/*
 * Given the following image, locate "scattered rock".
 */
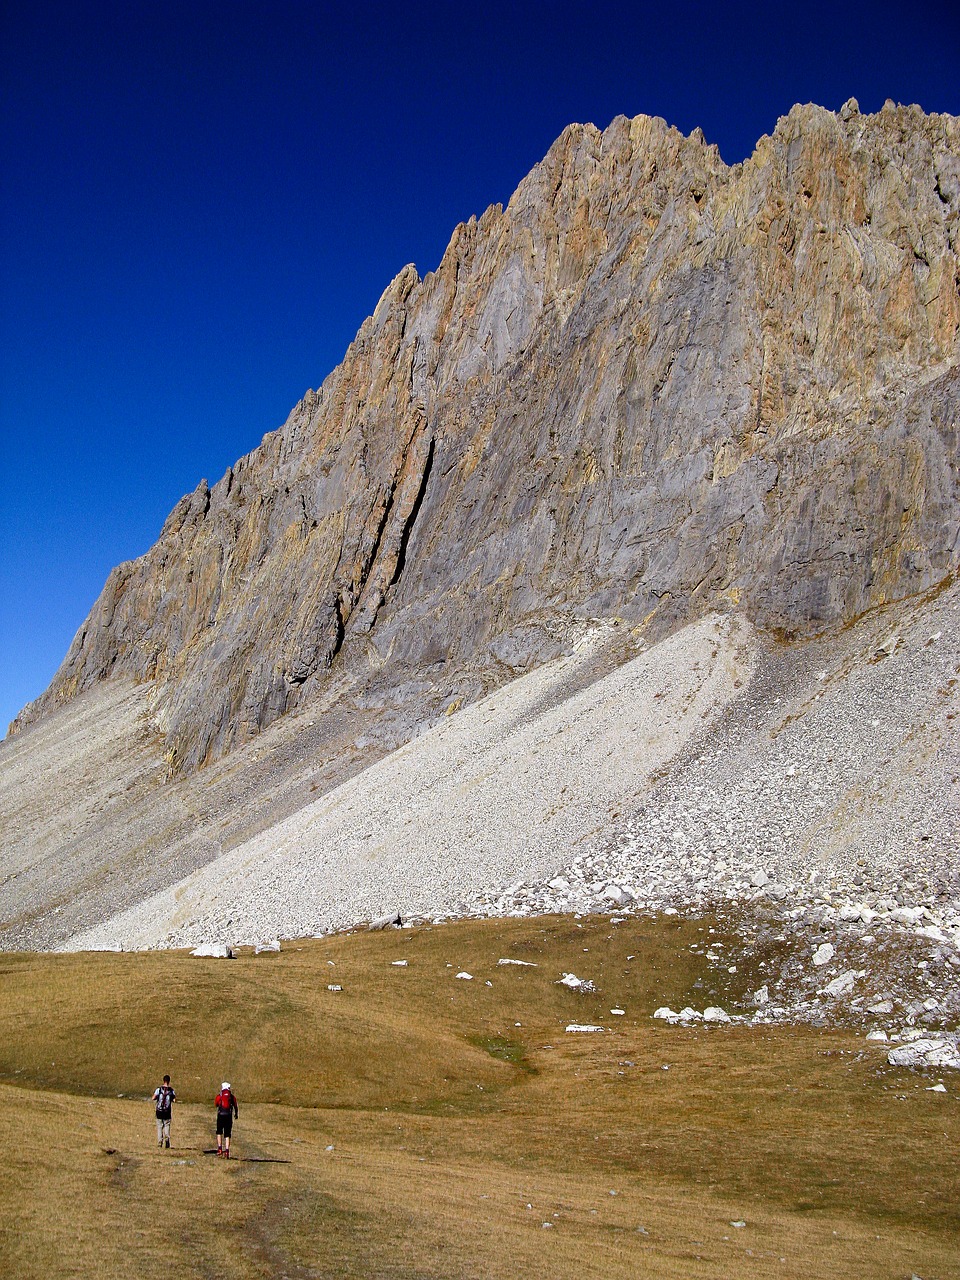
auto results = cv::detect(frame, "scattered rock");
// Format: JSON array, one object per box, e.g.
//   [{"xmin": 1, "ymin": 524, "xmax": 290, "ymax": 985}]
[
  {"xmin": 867, "ymin": 1000, "xmax": 894, "ymax": 1014},
  {"xmin": 558, "ymin": 973, "xmax": 595, "ymax": 991},
  {"xmin": 602, "ymin": 885, "xmax": 635, "ymax": 907},
  {"xmin": 916, "ymin": 924, "xmax": 948, "ymax": 943},
  {"xmin": 190, "ymin": 944, "xmax": 233, "ymax": 959},
  {"xmin": 888, "ymin": 1039, "xmax": 960, "ymax": 1070},
  {"xmin": 368, "ymin": 911, "xmax": 403, "ymax": 931},
  {"xmin": 654, "ymin": 1007, "xmax": 680, "ymax": 1023},
  {"xmin": 820, "ymin": 970, "xmax": 859, "ymax": 998},
  {"xmin": 703, "ymin": 1006, "xmax": 731, "ymax": 1023}
]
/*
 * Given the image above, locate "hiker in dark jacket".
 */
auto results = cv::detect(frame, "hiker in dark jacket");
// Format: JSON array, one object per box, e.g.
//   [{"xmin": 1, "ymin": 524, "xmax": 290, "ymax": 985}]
[
  {"xmin": 152, "ymin": 1074, "xmax": 176, "ymax": 1148},
  {"xmin": 215, "ymin": 1082, "xmax": 239, "ymax": 1157}
]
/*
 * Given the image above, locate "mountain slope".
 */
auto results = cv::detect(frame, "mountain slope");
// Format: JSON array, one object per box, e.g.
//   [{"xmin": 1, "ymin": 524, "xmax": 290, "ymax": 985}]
[
  {"xmin": 11, "ymin": 100, "xmax": 960, "ymax": 772},
  {"xmin": 1, "ymin": 100, "xmax": 958, "ymax": 953},
  {"xmin": 61, "ymin": 614, "xmax": 751, "ymax": 949}
]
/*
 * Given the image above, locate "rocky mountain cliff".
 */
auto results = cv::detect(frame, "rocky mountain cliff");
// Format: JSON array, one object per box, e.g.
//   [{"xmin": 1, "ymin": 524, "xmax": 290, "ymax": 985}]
[{"xmin": 11, "ymin": 100, "xmax": 960, "ymax": 772}]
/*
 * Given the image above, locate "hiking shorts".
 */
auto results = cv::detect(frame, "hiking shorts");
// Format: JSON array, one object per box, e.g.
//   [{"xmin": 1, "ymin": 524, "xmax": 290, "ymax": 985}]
[{"xmin": 216, "ymin": 1112, "xmax": 234, "ymax": 1137}]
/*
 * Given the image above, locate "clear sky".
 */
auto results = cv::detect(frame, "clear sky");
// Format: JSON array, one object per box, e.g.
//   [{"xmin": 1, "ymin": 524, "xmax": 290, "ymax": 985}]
[{"xmin": 2, "ymin": 0, "xmax": 958, "ymax": 732}]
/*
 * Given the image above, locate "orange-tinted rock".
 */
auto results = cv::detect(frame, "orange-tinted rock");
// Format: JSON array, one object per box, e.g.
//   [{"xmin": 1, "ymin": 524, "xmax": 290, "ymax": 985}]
[{"xmin": 11, "ymin": 103, "xmax": 960, "ymax": 770}]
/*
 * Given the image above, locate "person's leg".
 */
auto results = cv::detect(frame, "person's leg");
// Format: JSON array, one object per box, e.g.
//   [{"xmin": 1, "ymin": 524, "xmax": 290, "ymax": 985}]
[
  {"xmin": 157, "ymin": 1117, "xmax": 164, "ymax": 1146},
  {"xmin": 163, "ymin": 1119, "xmax": 171, "ymax": 1147},
  {"xmin": 224, "ymin": 1131, "xmax": 230, "ymax": 1156}
]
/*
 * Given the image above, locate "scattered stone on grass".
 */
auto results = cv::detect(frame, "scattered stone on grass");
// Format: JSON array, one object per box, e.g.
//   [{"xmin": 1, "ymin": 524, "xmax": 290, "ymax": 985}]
[
  {"xmin": 558, "ymin": 973, "xmax": 595, "ymax": 991},
  {"xmin": 368, "ymin": 911, "xmax": 403, "ymax": 931},
  {"xmin": 888, "ymin": 1039, "xmax": 960, "ymax": 1070}
]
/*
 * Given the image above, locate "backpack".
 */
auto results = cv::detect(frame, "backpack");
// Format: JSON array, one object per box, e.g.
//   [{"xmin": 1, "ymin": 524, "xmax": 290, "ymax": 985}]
[
  {"xmin": 217, "ymin": 1089, "xmax": 233, "ymax": 1113},
  {"xmin": 156, "ymin": 1085, "xmax": 174, "ymax": 1115}
]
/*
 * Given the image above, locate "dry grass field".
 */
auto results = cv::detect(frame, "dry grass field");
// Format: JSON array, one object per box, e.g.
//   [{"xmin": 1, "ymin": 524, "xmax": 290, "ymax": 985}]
[{"xmin": 0, "ymin": 914, "xmax": 957, "ymax": 1279}]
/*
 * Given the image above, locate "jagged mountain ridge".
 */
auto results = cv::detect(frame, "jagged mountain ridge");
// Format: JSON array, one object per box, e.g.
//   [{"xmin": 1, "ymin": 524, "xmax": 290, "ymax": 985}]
[{"xmin": 11, "ymin": 100, "xmax": 960, "ymax": 771}]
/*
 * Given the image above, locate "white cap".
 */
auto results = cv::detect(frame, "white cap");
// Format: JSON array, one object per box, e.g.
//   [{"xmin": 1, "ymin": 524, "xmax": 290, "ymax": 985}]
[{"xmin": 221, "ymin": 1082, "xmax": 230, "ymax": 1090}]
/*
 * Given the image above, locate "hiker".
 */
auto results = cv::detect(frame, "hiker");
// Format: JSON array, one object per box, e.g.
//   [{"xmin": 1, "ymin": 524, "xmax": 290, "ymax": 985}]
[
  {"xmin": 152, "ymin": 1074, "xmax": 176, "ymax": 1149},
  {"xmin": 215, "ymin": 1081, "xmax": 239, "ymax": 1157}
]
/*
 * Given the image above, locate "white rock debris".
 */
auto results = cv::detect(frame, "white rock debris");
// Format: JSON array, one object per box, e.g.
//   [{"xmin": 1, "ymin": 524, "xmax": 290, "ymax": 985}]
[
  {"xmin": 888, "ymin": 1038, "xmax": 960, "ymax": 1070},
  {"xmin": 819, "ymin": 970, "xmax": 861, "ymax": 998},
  {"xmin": 558, "ymin": 973, "xmax": 595, "ymax": 991},
  {"xmin": 654, "ymin": 1006, "xmax": 737, "ymax": 1026},
  {"xmin": 703, "ymin": 1006, "xmax": 731, "ymax": 1023},
  {"xmin": 52, "ymin": 585, "xmax": 960, "ymax": 1077}
]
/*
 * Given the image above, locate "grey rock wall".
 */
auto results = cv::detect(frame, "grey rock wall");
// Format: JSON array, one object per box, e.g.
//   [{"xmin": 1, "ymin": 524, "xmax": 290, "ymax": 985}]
[{"xmin": 11, "ymin": 101, "xmax": 960, "ymax": 771}]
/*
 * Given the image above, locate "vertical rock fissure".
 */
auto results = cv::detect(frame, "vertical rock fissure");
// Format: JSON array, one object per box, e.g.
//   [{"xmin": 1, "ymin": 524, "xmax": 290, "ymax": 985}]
[
  {"xmin": 346, "ymin": 415, "xmax": 434, "ymax": 636},
  {"xmin": 389, "ymin": 434, "xmax": 435, "ymax": 588}
]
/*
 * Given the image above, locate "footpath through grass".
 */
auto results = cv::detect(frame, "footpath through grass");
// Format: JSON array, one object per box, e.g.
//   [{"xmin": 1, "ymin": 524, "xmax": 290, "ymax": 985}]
[{"xmin": 0, "ymin": 914, "xmax": 957, "ymax": 1279}]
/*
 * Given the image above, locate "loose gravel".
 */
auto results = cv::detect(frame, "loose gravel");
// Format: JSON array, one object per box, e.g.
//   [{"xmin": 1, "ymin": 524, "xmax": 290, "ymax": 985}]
[
  {"xmin": 455, "ymin": 580, "xmax": 960, "ymax": 1051},
  {"xmin": 49, "ymin": 580, "xmax": 960, "ymax": 1060},
  {"xmin": 62, "ymin": 613, "xmax": 750, "ymax": 952}
]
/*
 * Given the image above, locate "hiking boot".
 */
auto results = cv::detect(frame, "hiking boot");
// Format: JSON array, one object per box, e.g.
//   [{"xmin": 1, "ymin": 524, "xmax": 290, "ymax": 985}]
[{"xmin": 165, "ymin": 1139, "xmax": 170, "ymax": 1148}]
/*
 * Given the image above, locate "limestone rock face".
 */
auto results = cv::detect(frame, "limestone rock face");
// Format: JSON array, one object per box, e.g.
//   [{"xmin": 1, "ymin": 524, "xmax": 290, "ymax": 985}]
[{"xmin": 11, "ymin": 102, "xmax": 960, "ymax": 769}]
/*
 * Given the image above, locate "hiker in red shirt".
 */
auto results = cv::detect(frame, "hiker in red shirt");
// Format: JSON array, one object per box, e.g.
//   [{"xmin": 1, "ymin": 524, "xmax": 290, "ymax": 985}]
[{"xmin": 215, "ymin": 1082, "xmax": 239, "ymax": 1157}]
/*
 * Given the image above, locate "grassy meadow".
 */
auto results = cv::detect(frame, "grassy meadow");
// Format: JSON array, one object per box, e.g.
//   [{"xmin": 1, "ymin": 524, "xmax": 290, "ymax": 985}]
[{"xmin": 0, "ymin": 913, "xmax": 957, "ymax": 1279}]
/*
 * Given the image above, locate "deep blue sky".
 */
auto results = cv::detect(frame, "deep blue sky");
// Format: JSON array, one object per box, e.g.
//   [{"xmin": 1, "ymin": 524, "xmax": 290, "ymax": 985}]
[{"xmin": 2, "ymin": 0, "xmax": 958, "ymax": 731}]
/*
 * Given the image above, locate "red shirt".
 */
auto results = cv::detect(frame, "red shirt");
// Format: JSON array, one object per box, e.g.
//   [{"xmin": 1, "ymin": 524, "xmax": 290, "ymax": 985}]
[{"xmin": 215, "ymin": 1089, "xmax": 238, "ymax": 1117}]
